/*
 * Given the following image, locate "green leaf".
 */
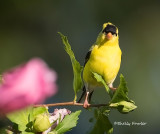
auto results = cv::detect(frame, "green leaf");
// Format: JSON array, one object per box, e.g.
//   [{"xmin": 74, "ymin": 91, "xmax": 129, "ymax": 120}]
[
  {"xmin": 58, "ymin": 32, "xmax": 83, "ymax": 101},
  {"xmin": 7, "ymin": 107, "xmax": 48, "ymax": 132},
  {"xmin": 54, "ymin": 110, "xmax": 81, "ymax": 134},
  {"xmin": 109, "ymin": 101, "xmax": 137, "ymax": 113},
  {"xmin": 33, "ymin": 107, "xmax": 48, "ymax": 117},
  {"xmin": 110, "ymin": 74, "xmax": 129, "ymax": 102},
  {"xmin": 92, "ymin": 72, "xmax": 112, "ymax": 98},
  {"xmin": 7, "ymin": 107, "xmax": 33, "ymax": 131},
  {"xmin": 110, "ymin": 74, "xmax": 137, "ymax": 113},
  {"xmin": 90, "ymin": 110, "xmax": 113, "ymax": 134}
]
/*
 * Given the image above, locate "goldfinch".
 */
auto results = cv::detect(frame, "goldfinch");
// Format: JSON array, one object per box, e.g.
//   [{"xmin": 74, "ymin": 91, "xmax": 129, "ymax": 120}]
[{"xmin": 78, "ymin": 22, "xmax": 122, "ymax": 108}]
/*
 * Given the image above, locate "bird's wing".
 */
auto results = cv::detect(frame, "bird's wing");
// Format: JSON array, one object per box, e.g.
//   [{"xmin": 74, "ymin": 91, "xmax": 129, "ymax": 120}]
[
  {"xmin": 84, "ymin": 50, "xmax": 92, "ymax": 66},
  {"xmin": 78, "ymin": 47, "xmax": 94, "ymax": 103},
  {"xmin": 77, "ymin": 50, "xmax": 92, "ymax": 103}
]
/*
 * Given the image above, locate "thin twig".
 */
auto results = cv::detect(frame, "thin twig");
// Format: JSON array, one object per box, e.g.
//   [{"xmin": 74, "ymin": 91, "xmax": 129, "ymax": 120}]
[{"xmin": 34, "ymin": 101, "xmax": 109, "ymax": 108}]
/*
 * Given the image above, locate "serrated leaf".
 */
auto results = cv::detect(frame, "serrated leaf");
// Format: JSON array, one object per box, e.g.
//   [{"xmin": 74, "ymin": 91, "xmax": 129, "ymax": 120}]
[
  {"xmin": 58, "ymin": 32, "xmax": 83, "ymax": 101},
  {"xmin": 7, "ymin": 107, "xmax": 48, "ymax": 132},
  {"xmin": 54, "ymin": 110, "xmax": 81, "ymax": 134},
  {"xmin": 92, "ymin": 72, "xmax": 112, "ymax": 98},
  {"xmin": 90, "ymin": 111, "xmax": 113, "ymax": 134},
  {"xmin": 110, "ymin": 74, "xmax": 129, "ymax": 103},
  {"xmin": 110, "ymin": 74, "xmax": 137, "ymax": 113},
  {"xmin": 7, "ymin": 107, "xmax": 33, "ymax": 131}
]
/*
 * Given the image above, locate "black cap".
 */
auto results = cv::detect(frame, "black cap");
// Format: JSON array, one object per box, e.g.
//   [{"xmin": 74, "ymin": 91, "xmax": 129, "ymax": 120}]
[{"xmin": 103, "ymin": 24, "xmax": 117, "ymax": 36}]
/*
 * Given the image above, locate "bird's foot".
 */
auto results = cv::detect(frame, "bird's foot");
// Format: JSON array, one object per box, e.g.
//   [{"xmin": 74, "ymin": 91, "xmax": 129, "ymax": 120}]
[
  {"xmin": 109, "ymin": 87, "xmax": 117, "ymax": 91},
  {"xmin": 83, "ymin": 92, "xmax": 90, "ymax": 108}
]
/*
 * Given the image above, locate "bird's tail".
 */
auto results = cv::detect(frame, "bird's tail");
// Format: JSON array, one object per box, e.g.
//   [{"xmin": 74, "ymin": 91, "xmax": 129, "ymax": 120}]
[{"xmin": 77, "ymin": 86, "xmax": 86, "ymax": 103}]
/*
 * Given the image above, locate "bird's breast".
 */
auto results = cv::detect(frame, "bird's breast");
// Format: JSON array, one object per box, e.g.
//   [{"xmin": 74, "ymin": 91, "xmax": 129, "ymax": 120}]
[{"xmin": 83, "ymin": 44, "xmax": 121, "ymax": 86}]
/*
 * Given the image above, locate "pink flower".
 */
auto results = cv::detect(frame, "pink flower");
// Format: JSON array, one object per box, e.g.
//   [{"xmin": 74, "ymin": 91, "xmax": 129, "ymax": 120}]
[
  {"xmin": 0, "ymin": 58, "xmax": 57, "ymax": 114},
  {"xmin": 43, "ymin": 108, "xmax": 71, "ymax": 134},
  {"xmin": 51, "ymin": 108, "xmax": 71, "ymax": 125}
]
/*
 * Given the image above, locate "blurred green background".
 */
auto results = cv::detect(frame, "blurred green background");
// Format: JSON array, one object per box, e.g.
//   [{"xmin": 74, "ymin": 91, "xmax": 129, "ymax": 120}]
[{"xmin": 0, "ymin": 0, "xmax": 160, "ymax": 134}]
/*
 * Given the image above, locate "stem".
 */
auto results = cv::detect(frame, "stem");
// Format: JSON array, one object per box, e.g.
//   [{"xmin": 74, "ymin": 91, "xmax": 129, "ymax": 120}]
[{"xmin": 34, "ymin": 101, "xmax": 109, "ymax": 108}]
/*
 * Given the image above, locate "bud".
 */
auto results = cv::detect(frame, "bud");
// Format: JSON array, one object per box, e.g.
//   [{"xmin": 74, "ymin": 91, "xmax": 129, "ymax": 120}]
[
  {"xmin": 33, "ymin": 114, "xmax": 51, "ymax": 132},
  {"xmin": 118, "ymin": 101, "xmax": 137, "ymax": 113}
]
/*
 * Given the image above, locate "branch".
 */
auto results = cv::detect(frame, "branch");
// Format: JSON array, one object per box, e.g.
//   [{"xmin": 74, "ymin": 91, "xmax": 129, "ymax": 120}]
[{"xmin": 34, "ymin": 101, "xmax": 109, "ymax": 108}]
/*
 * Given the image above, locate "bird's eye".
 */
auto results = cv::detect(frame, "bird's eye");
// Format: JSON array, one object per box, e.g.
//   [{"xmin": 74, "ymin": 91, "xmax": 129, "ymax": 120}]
[{"xmin": 103, "ymin": 24, "xmax": 117, "ymax": 36}]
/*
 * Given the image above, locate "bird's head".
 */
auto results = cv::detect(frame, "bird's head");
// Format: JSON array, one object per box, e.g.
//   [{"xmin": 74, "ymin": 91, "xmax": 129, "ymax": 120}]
[
  {"xmin": 96, "ymin": 22, "xmax": 119, "ymax": 44},
  {"xmin": 102, "ymin": 22, "xmax": 118, "ymax": 40}
]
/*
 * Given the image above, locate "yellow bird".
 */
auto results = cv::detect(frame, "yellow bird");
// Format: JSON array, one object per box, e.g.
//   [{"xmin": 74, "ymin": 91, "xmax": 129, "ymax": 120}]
[{"xmin": 78, "ymin": 22, "xmax": 122, "ymax": 108}]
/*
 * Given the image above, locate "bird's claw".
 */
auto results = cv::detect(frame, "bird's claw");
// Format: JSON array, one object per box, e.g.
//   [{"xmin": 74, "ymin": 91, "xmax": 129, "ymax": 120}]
[
  {"xmin": 109, "ymin": 87, "xmax": 117, "ymax": 91},
  {"xmin": 83, "ymin": 102, "xmax": 90, "ymax": 108}
]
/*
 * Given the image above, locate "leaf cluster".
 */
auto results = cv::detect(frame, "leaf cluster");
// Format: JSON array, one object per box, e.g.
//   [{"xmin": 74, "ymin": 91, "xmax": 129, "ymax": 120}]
[
  {"xmin": 7, "ymin": 107, "xmax": 48, "ymax": 134},
  {"xmin": 93, "ymin": 73, "xmax": 137, "ymax": 114},
  {"xmin": 7, "ymin": 107, "xmax": 81, "ymax": 134},
  {"xmin": 90, "ymin": 73, "xmax": 137, "ymax": 134}
]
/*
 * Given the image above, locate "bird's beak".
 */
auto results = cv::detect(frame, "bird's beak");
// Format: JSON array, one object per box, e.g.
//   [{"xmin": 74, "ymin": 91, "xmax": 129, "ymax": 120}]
[{"xmin": 106, "ymin": 32, "xmax": 113, "ymax": 40}]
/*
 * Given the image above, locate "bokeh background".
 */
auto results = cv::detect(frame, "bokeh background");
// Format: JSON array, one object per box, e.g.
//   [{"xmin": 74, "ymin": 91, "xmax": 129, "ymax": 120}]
[{"xmin": 0, "ymin": 0, "xmax": 160, "ymax": 134}]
